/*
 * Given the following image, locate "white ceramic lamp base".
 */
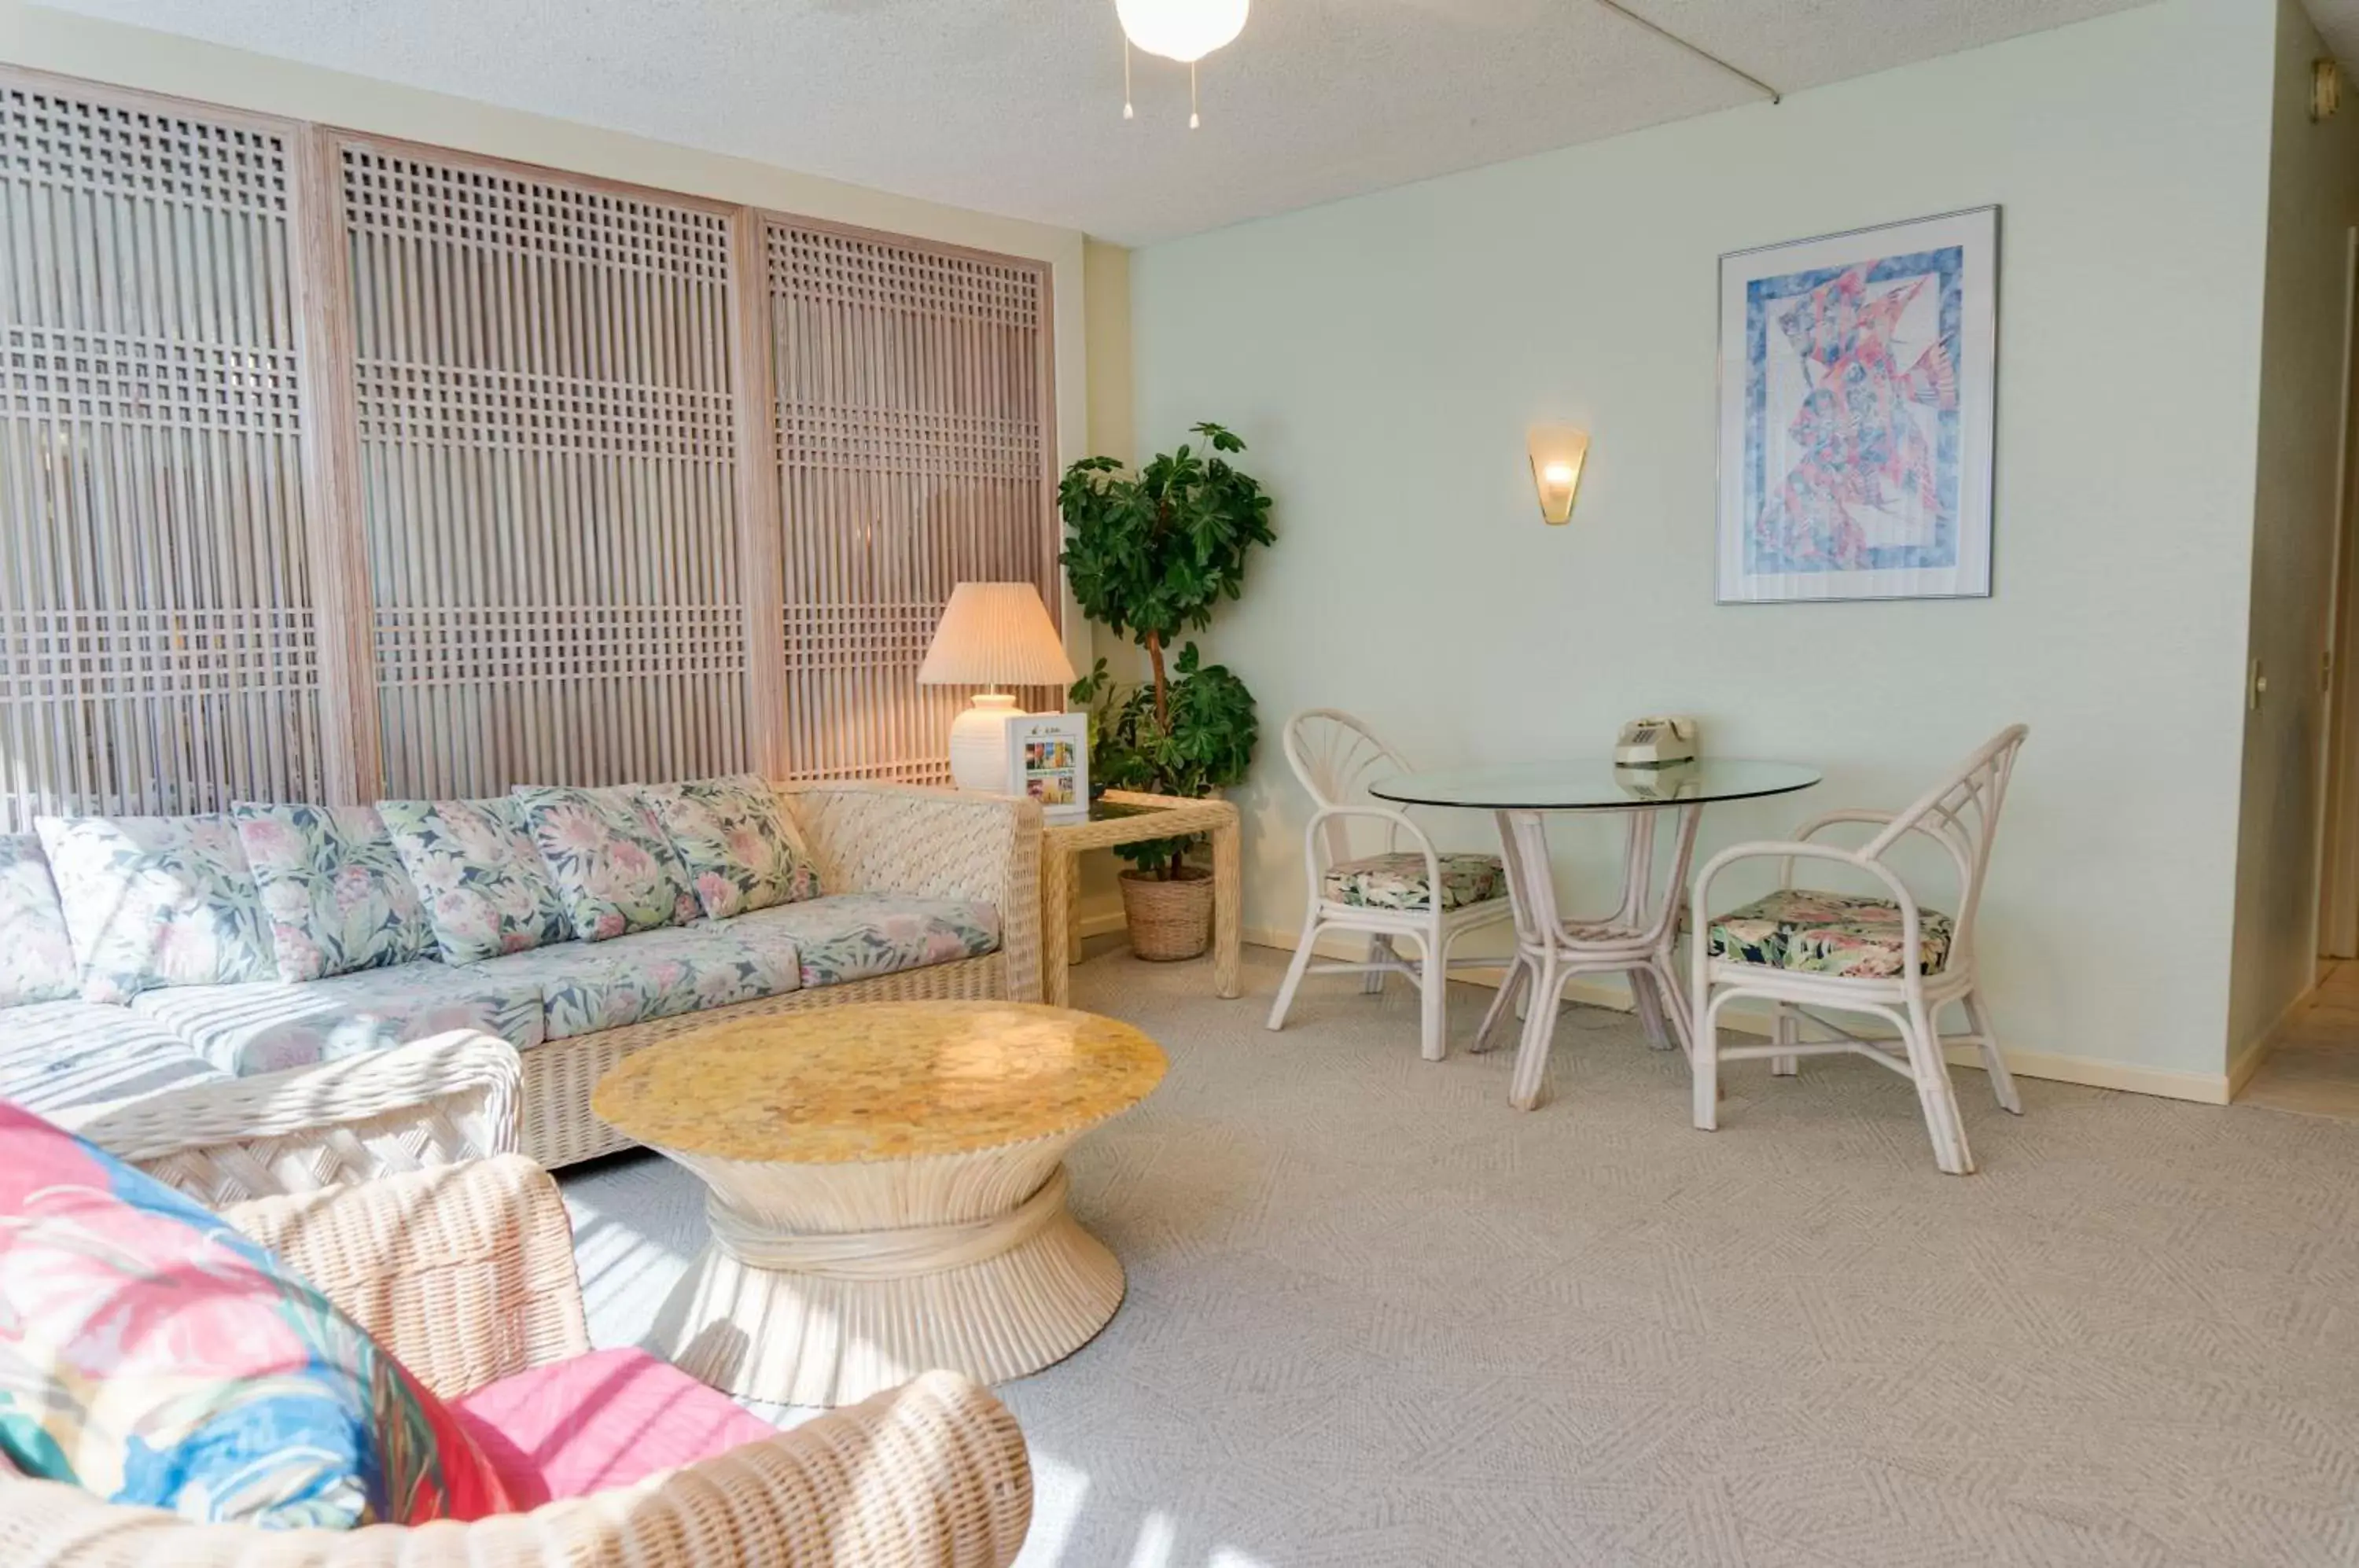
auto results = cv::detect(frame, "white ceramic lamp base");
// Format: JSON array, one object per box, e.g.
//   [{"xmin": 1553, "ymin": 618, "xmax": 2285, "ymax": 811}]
[{"xmin": 948, "ymin": 692, "xmax": 1021, "ymax": 792}]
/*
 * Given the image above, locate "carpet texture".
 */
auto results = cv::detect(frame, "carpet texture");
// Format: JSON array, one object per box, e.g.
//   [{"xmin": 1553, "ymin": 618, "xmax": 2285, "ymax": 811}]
[{"xmin": 561, "ymin": 947, "xmax": 2359, "ymax": 1566}]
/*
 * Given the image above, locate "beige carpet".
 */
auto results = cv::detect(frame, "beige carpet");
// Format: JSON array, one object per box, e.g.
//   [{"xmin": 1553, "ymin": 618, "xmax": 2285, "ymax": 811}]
[{"xmin": 562, "ymin": 946, "xmax": 2359, "ymax": 1567}]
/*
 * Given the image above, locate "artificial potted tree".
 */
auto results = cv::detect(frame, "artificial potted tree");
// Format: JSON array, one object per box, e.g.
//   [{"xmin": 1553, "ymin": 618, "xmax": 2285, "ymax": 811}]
[{"xmin": 1060, "ymin": 422, "xmax": 1275, "ymax": 959}]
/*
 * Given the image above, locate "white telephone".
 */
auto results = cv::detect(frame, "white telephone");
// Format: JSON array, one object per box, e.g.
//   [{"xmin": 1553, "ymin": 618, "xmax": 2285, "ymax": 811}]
[{"xmin": 1614, "ymin": 715, "xmax": 1698, "ymax": 769}]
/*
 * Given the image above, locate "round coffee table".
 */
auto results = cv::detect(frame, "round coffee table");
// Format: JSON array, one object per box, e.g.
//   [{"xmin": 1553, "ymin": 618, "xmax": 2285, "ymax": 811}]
[{"xmin": 592, "ymin": 999, "xmax": 1166, "ymax": 1407}]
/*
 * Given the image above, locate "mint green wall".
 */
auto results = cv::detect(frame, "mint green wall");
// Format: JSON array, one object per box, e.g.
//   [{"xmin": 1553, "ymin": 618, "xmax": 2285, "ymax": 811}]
[{"xmin": 1131, "ymin": 0, "xmax": 2279, "ymax": 1090}]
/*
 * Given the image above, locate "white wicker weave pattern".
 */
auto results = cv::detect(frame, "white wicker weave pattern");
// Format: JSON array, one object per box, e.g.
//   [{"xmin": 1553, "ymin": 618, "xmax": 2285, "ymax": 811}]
[{"xmin": 59, "ymin": 1032, "xmax": 520, "ymax": 1207}]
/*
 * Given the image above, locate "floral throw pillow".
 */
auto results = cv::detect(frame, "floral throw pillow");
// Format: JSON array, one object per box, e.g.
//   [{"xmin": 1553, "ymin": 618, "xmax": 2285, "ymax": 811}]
[
  {"xmin": 513, "ymin": 786, "xmax": 701, "ymax": 942},
  {"xmin": 33, "ymin": 815, "xmax": 277, "ymax": 1006},
  {"xmin": 233, "ymin": 804, "xmax": 437, "ymax": 982},
  {"xmin": 0, "ymin": 835, "xmax": 78, "ymax": 1007},
  {"xmin": 640, "ymin": 775, "xmax": 820, "ymax": 920},
  {"xmin": 0, "ymin": 1100, "xmax": 513, "ymax": 1528},
  {"xmin": 378, "ymin": 797, "xmax": 573, "ymax": 965}
]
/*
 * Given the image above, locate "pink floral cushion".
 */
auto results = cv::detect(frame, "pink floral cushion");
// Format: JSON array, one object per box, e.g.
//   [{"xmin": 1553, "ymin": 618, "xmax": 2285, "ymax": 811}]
[
  {"xmin": 33, "ymin": 815, "xmax": 277, "ymax": 1004},
  {"xmin": 0, "ymin": 834, "xmax": 77, "ymax": 1007},
  {"xmin": 512, "ymin": 786, "xmax": 701, "ymax": 943},
  {"xmin": 378, "ymin": 797, "xmax": 574, "ymax": 965},
  {"xmin": 639, "ymin": 775, "xmax": 820, "ymax": 920},
  {"xmin": 0, "ymin": 1101, "xmax": 512, "ymax": 1528},
  {"xmin": 451, "ymin": 1347, "xmax": 775, "ymax": 1506},
  {"xmin": 233, "ymin": 803, "xmax": 436, "ymax": 981}
]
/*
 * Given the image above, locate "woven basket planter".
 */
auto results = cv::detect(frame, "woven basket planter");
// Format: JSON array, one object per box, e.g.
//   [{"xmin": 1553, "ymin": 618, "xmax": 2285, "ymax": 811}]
[{"xmin": 1120, "ymin": 867, "xmax": 1213, "ymax": 961}]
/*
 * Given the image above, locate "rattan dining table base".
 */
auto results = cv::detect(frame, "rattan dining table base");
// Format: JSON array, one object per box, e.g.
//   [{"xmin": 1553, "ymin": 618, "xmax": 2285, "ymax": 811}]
[{"xmin": 593, "ymin": 1001, "xmax": 1167, "ymax": 1407}]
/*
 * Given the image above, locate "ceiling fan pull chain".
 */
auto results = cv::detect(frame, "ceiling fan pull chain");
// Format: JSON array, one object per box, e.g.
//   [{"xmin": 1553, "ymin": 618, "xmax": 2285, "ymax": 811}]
[
  {"xmin": 1190, "ymin": 61, "xmax": 1200, "ymax": 129},
  {"xmin": 1124, "ymin": 39, "xmax": 1135, "ymax": 120}
]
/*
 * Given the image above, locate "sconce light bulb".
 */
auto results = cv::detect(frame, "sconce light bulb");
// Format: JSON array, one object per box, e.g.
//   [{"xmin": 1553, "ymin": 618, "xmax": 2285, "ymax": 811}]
[{"xmin": 1542, "ymin": 462, "xmax": 1575, "ymax": 486}]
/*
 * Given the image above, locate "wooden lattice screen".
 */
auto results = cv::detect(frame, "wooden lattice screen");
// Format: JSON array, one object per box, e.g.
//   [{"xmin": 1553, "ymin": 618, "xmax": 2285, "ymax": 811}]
[
  {"xmin": 342, "ymin": 142, "xmax": 749, "ymax": 797},
  {"xmin": 0, "ymin": 66, "xmax": 1062, "ymax": 824},
  {"xmin": 766, "ymin": 221, "xmax": 1059, "ymax": 782},
  {"xmin": 0, "ymin": 81, "xmax": 322, "ymax": 829}
]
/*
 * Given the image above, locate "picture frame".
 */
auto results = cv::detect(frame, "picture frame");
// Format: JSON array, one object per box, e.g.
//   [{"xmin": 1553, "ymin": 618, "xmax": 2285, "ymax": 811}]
[
  {"xmin": 1717, "ymin": 205, "xmax": 1999, "ymax": 604},
  {"xmin": 1007, "ymin": 712, "xmax": 1088, "ymax": 823}
]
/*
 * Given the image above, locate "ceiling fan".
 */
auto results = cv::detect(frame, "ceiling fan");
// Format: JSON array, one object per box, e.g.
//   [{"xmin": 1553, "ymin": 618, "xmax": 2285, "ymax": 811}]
[{"xmin": 1115, "ymin": 0, "xmax": 1249, "ymax": 129}]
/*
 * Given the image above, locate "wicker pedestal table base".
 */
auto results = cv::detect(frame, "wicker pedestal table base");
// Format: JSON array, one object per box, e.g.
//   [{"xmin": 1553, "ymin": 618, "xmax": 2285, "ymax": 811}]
[{"xmin": 594, "ymin": 1001, "xmax": 1166, "ymax": 1407}]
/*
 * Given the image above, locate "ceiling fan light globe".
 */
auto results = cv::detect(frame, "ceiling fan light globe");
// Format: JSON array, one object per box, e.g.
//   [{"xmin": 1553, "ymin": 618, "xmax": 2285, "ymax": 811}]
[{"xmin": 1116, "ymin": 0, "xmax": 1250, "ymax": 64}]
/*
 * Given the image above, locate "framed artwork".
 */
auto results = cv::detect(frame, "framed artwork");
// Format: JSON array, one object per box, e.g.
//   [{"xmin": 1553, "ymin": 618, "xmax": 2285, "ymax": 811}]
[
  {"xmin": 1717, "ymin": 205, "xmax": 1998, "ymax": 604},
  {"xmin": 1007, "ymin": 712, "xmax": 1088, "ymax": 823}
]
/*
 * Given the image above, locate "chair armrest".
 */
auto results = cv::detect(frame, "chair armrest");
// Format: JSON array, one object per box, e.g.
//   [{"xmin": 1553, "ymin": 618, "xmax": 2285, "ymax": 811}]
[
  {"xmin": 778, "ymin": 782, "xmax": 1043, "ymax": 1003},
  {"xmin": 222, "ymin": 1154, "xmax": 590, "ymax": 1401},
  {"xmin": 0, "ymin": 1371, "xmax": 1031, "ymax": 1568},
  {"xmin": 56, "ymin": 1032, "xmax": 521, "ymax": 1207}
]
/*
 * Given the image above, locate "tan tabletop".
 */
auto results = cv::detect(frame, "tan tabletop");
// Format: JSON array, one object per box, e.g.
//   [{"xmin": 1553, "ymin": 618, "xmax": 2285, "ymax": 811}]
[
  {"xmin": 1040, "ymin": 789, "xmax": 1242, "ymax": 1007},
  {"xmin": 600, "ymin": 999, "xmax": 1168, "ymax": 1407},
  {"xmin": 594, "ymin": 1000, "xmax": 1168, "ymax": 1164}
]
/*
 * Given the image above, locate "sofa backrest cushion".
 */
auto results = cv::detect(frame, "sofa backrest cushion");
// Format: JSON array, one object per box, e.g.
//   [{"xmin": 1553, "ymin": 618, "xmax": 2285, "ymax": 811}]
[
  {"xmin": 32, "ymin": 815, "xmax": 276, "ymax": 1005},
  {"xmin": 512, "ymin": 785, "xmax": 702, "ymax": 942},
  {"xmin": 639, "ymin": 774, "xmax": 822, "ymax": 921},
  {"xmin": 0, "ymin": 1099, "xmax": 513, "ymax": 1529},
  {"xmin": 232, "ymin": 803, "xmax": 437, "ymax": 982},
  {"xmin": 378, "ymin": 797, "xmax": 573, "ymax": 964},
  {"xmin": 0, "ymin": 835, "xmax": 78, "ymax": 1007}
]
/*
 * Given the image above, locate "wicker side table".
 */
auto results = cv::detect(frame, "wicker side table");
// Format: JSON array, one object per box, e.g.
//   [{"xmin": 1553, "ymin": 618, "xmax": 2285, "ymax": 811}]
[{"xmin": 1040, "ymin": 790, "xmax": 1242, "ymax": 1007}]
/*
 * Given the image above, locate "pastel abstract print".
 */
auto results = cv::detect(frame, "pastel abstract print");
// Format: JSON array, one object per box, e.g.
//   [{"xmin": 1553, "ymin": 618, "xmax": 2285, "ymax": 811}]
[
  {"xmin": 1745, "ymin": 247, "xmax": 1962, "ymax": 576},
  {"xmin": 0, "ymin": 1101, "xmax": 512, "ymax": 1528}
]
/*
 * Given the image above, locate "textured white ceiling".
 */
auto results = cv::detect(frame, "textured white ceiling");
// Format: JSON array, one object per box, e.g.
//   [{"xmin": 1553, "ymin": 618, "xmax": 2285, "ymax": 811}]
[{"xmin": 40, "ymin": 0, "xmax": 2158, "ymax": 244}]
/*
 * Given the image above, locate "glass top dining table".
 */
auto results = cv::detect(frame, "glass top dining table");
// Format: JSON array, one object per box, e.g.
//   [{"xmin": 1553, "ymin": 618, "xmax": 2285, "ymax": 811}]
[
  {"xmin": 1364, "ymin": 755, "xmax": 1822, "ymax": 1113},
  {"xmin": 1369, "ymin": 757, "xmax": 1821, "ymax": 812}
]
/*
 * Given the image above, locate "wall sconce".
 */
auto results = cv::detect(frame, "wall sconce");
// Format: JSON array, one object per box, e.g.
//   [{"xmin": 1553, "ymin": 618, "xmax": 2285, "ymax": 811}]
[{"xmin": 1527, "ymin": 424, "xmax": 1590, "ymax": 525}]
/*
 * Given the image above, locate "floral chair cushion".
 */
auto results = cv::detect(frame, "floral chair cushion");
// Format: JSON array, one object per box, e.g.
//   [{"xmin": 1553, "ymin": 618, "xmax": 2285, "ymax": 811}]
[
  {"xmin": 0, "ymin": 1099, "xmax": 513, "ymax": 1528},
  {"xmin": 0, "ymin": 1003, "xmax": 228, "ymax": 1117},
  {"xmin": 33, "ymin": 815, "xmax": 277, "ymax": 1005},
  {"xmin": 639, "ymin": 775, "xmax": 820, "ymax": 920},
  {"xmin": 379, "ymin": 797, "xmax": 573, "ymax": 965},
  {"xmin": 1706, "ymin": 889, "xmax": 1956, "ymax": 979},
  {"xmin": 233, "ymin": 803, "xmax": 436, "ymax": 982},
  {"xmin": 1321, "ymin": 851, "xmax": 1507, "ymax": 913},
  {"xmin": 513, "ymin": 786, "xmax": 701, "ymax": 943},
  {"xmin": 733, "ymin": 892, "xmax": 1001, "ymax": 989},
  {"xmin": 463, "ymin": 922, "xmax": 803, "ymax": 1040},
  {"xmin": 0, "ymin": 834, "xmax": 78, "ymax": 1007},
  {"xmin": 128, "ymin": 959, "xmax": 547, "ymax": 1078}
]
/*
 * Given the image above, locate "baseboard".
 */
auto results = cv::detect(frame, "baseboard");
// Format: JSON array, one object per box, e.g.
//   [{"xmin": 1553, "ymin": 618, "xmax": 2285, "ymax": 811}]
[
  {"xmin": 2226, "ymin": 979, "xmax": 2324, "ymax": 1102},
  {"xmin": 1239, "ymin": 925, "xmax": 2233, "ymax": 1106}
]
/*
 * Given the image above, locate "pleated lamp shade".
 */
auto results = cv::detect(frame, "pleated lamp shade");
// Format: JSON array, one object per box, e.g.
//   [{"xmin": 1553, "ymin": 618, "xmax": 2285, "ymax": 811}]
[
  {"xmin": 918, "ymin": 583, "xmax": 1076, "ymax": 690},
  {"xmin": 918, "ymin": 583, "xmax": 1077, "ymax": 792}
]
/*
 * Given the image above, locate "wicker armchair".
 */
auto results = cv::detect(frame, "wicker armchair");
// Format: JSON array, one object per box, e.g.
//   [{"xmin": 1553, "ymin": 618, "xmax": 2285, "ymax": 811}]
[
  {"xmin": 0, "ymin": 1154, "xmax": 1033, "ymax": 1566},
  {"xmin": 55, "ymin": 1030, "xmax": 521, "ymax": 1207}
]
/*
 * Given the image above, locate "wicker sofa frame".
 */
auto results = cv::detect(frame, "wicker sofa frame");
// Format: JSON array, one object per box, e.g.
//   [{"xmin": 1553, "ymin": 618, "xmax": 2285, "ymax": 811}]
[{"xmin": 0, "ymin": 1155, "xmax": 1034, "ymax": 1566}]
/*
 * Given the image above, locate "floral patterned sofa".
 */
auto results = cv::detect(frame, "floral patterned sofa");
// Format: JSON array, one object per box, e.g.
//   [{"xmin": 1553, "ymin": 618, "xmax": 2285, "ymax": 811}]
[{"xmin": 1, "ymin": 779, "xmax": 1040, "ymax": 1173}]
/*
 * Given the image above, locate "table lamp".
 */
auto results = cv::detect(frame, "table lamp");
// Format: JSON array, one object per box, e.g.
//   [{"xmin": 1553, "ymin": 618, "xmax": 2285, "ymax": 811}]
[{"xmin": 918, "ymin": 582, "xmax": 1078, "ymax": 792}]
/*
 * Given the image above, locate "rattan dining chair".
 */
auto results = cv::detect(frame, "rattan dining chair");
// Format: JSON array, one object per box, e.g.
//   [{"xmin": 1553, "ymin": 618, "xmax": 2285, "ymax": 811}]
[
  {"xmin": 1687, "ymin": 725, "xmax": 2029, "ymax": 1175},
  {"xmin": 1268, "ymin": 709, "xmax": 1514, "ymax": 1061}
]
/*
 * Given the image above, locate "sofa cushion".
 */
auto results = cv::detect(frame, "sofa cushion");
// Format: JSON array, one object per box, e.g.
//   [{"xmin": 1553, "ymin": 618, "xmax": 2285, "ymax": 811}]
[
  {"xmin": 379, "ymin": 797, "xmax": 573, "ymax": 964},
  {"xmin": 0, "ymin": 1101, "xmax": 513, "ymax": 1528},
  {"xmin": 513, "ymin": 786, "xmax": 701, "ymax": 942},
  {"xmin": 0, "ymin": 1002, "xmax": 229, "ymax": 1116},
  {"xmin": 451, "ymin": 1346, "xmax": 776, "ymax": 1507},
  {"xmin": 734, "ymin": 892, "xmax": 1000, "ymax": 989},
  {"xmin": 639, "ymin": 774, "xmax": 820, "ymax": 920},
  {"xmin": 463, "ymin": 922, "xmax": 800, "ymax": 1041},
  {"xmin": 128, "ymin": 959, "xmax": 547, "ymax": 1077},
  {"xmin": 233, "ymin": 803, "xmax": 436, "ymax": 982},
  {"xmin": 34, "ymin": 815, "xmax": 276, "ymax": 1005},
  {"xmin": 0, "ymin": 834, "xmax": 77, "ymax": 1007}
]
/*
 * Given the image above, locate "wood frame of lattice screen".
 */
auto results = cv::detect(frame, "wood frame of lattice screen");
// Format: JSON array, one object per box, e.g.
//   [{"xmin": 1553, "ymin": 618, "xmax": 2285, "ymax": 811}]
[{"xmin": 0, "ymin": 64, "xmax": 1061, "ymax": 820}]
